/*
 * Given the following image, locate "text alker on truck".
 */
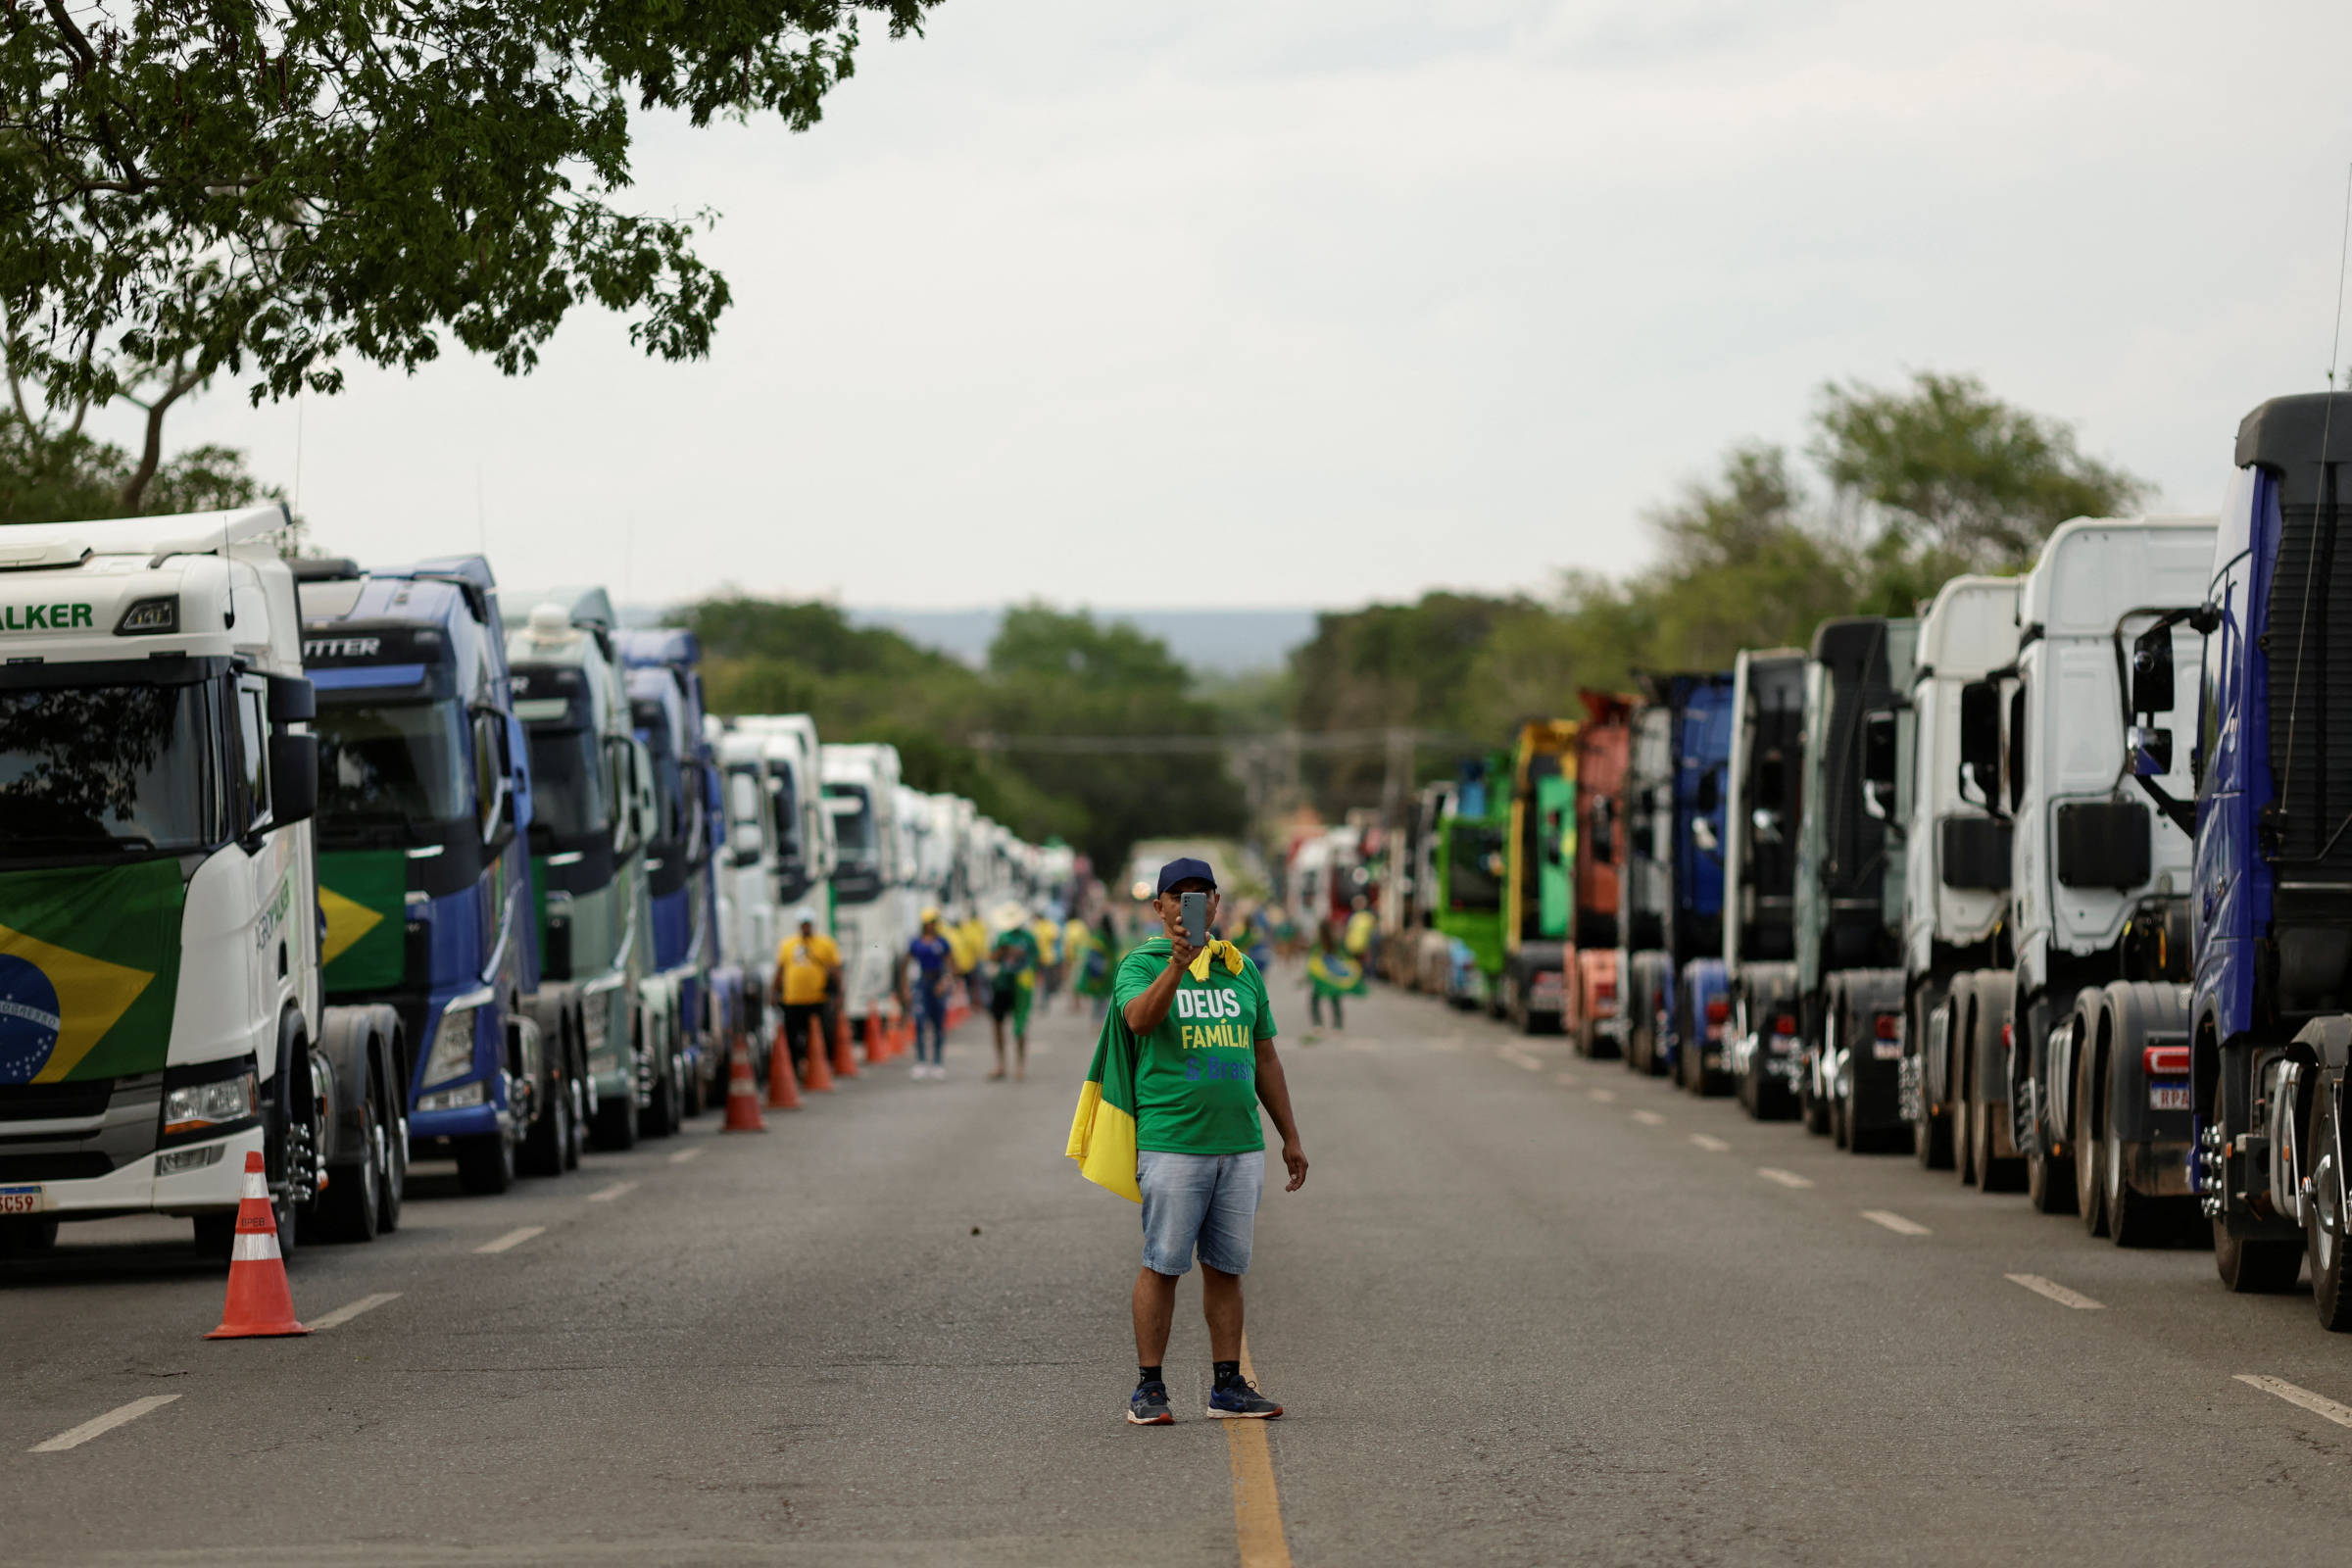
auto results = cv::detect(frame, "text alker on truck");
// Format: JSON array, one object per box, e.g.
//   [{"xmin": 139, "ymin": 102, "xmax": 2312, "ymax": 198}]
[
  {"xmin": 0, "ymin": 506, "xmax": 402, "ymax": 1261},
  {"xmin": 297, "ymin": 555, "xmax": 585, "ymax": 1197}
]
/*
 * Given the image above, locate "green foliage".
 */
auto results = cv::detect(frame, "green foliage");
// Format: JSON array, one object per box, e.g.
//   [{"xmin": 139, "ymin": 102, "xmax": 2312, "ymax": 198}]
[
  {"xmin": 0, "ymin": 0, "xmax": 937, "ymax": 421},
  {"xmin": 680, "ymin": 597, "xmax": 1245, "ymax": 873},
  {"xmin": 0, "ymin": 415, "xmax": 270, "ymax": 522},
  {"xmin": 1812, "ymin": 370, "xmax": 2152, "ymax": 567}
]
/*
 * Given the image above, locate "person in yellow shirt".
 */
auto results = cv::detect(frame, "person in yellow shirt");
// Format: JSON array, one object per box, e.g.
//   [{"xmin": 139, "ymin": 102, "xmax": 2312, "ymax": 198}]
[
  {"xmin": 774, "ymin": 916, "xmax": 842, "ymax": 1075},
  {"xmin": 1031, "ymin": 913, "xmax": 1063, "ymax": 1006}
]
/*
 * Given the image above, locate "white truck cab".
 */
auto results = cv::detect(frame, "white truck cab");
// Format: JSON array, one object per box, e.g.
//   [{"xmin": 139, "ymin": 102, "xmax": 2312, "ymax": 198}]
[
  {"xmin": 0, "ymin": 506, "xmax": 396, "ymax": 1258},
  {"xmin": 821, "ymin": 743, "xmax": 905, "ymax": 1028}
]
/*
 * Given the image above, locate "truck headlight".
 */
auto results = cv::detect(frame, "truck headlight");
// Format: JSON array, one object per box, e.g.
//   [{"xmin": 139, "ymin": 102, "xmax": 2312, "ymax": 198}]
[
  {"xmin": 422, "ymin": 1000, "xmax": 484, "ymax": 1088},
  {"xmin": 163, "ymin": 1069, "xmax": 258, "ymax": 1138}
]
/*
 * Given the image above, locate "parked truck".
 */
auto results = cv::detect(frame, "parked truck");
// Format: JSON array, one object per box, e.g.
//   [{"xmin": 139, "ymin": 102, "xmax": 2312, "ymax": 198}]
[
  {"xmin": 821, "ymin": 742, "xmax": 906, "ymax": 1039},
  {"xmin": 620, "ymin": 630, "xmax": 736, "ymax": 1115},
  {"xmin": 2108, "ymin": 391, "xmax": 2352, "ymax": 1313},
  {"xmin": 506, "ymin": 592, "xmax": 677, "ymax": 1148},
  {"xmin": 299, "ymin": 555, "xmax": 582, "ymax": 1198},
  {"xmin": 1500, "ymin": 720, "xmax": 1579, "ymax": 1034},
  {"xmin": 1687, "ymin": 650, "xmax": 1805, "ymax": 1099},
  {"xmin": 1619, "ymin": 671, "xmax": 1734, "ymax": 1078},
  {"xmin": 1967, "ymin": 515, "xmax": 2215, "ymax": 1236},
  {"xmin": 1564, "ymin": 695, "xmax": 1633, "ymax": 1057},
  {"xmin": 1786, "ymin": 616, "xmax": 1916, "ymax": 1143},
  {"xmin": 1881, "ymin": 576, "xmax": 2021, "ymax": 1184},
  {"xmin": 1433, "ymin": 753, "xmax": 1511, "ymax": 1011},
  {"xmin": 0, "ymin": 505, "xmax": 403, "ymax": 1261}
]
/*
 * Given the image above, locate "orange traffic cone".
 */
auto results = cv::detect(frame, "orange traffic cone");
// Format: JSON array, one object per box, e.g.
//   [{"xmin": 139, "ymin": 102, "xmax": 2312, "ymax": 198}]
[
  {"xmin": 722, "ymin": 1035, "xmax": 767, "ymax": 1132},
  {"xmin": 864, "ymin": 1010, "xmax": 887, "ymax": 1066},
  {"xmin": 802, "ymin": 1017, "xmax": 836, "ymax": 1092},
  {"xmin": 764, "ymin": 1025, "xmax": 803, "ymax": 1109},
  {"xmin": 834, "ymin": 1009, "xmax": 861, "ymax": 1079},
  {"xmin": 205, "ymin": 1152, "xmax": 309, "ymax": 1339}
]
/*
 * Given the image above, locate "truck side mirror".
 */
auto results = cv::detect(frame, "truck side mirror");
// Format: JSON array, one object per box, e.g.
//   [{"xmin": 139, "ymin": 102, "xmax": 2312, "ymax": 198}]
[
  {"xmin": 1958, "ymin": 680, "xmax": 2000, "ymax": 807},
  {"xmin": 2130, "ymin": 724, "xmax": 2174, "ymax": 777},
  {"xmin": 1861, "ymin": 710, "xmax": 1897, "ymax": 821},
  {"xmin": 270, "ymin": 732, "xmax": 318, "ymax": 826},
  {"xmin": 2131, "ymin": 627, "xmax": 2176, "ymax": 716},
  {"xmin": 265, "ymin": 673, "xmax": 315, "ymax": 723}
]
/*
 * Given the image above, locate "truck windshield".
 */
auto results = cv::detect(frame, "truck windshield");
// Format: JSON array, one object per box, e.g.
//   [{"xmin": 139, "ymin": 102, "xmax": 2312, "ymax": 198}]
[
  {"xmin": 1446, "ymin": 823, "xmax": 1504, "ymax": 911},
  {"xmin": 528, "ymin": 728, "xmax": 609, "ymax": 839},
  {"xmin": 0, "ymin": 680, "xmax": 219, "ymax": 858},
  {"xmin": 632, "ymin": 704, "xmax": 687, "ymax": 855},
  {"xmin": 314, "ymin": 699, "xmax": 469, "ymax": 828},
  {"xmin": 827, "ymin": 783, "xmax": 875, "ymax": 863}
]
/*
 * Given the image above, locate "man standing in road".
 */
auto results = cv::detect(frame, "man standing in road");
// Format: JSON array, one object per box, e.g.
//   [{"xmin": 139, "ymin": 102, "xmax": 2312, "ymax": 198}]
[
  {"xmin": 906, "ymin": 908, "xmax": 955, "ymax": 1080},
  {"xmin": 1077, "ymin": 857, "xmax": 1307, "ymax": 1426},
  {"xmin": 989, "ymin": 914, "xmax": 1040, "ymax": 1082},
  {"xmin": 774, "ymin": 916, "xmax": 841, "ymax": 1079}
]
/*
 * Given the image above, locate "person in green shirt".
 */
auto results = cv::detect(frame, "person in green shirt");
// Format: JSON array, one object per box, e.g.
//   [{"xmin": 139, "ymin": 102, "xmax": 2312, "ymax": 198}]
[
  {"xmin": 988, "ymin": 917, "xmax": 1041, "ymax": 1081},
  {"xmin": 1114, "ymin": 858, "xmax": 1307, "ymax": 1427}
]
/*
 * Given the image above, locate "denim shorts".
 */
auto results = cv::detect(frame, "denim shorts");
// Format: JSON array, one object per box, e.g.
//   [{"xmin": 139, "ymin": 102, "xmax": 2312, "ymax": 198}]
[{"xmin": 1138, "ymin": 1150, "xmax": 1265, "ymax": 1277}]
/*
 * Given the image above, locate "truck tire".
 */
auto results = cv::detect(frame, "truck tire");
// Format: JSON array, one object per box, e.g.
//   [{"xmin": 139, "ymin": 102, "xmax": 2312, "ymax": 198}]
[
  {"xmin": 2075, "ymin": 1023, "xmax": 2110, "ymax": 1238},
  {"xmin": 314, "ymin": 1061, "xmax": 390, "ymax": 1243},
  {"xmin": 0, "ymin": 1215, "xmax": 59, "ymax": 1256},
  {"xmin": 2215, "ymin": 1220, "xmax": 2302, "ymax": 1294},
  {"xmin": 1915, "ymin": 982, "xmax": 1958, "ymax": 1171},
  {"xmin": 643, "ymin": 1044, "xmax": 680, "ymax": 1139},
  {"xmin": 455, "ymin": 1132, "xmax": 515, "ymax": 1195},
  {"xmin": 594, "ymin": 1080, "xmax": 639, "ymax": 1151},
  {"xmin": 2306, "ymin": 1086, "xmax": 2352, "ymax": 1329},
  {"xmin": 521, "ymin": 1057, "xmax": 573, "ymax": 1177},
  {"xmin": 1968, "ymin": 987, "xmax": 2026, "ymax": 1192},
  {"xmin": 564, "ymin": 1029, "xmax": 588, "ymax": 1170},
  {"xmin": 2027, "ymin": 1140, "xmax": 2077, "ymax": 1215}
]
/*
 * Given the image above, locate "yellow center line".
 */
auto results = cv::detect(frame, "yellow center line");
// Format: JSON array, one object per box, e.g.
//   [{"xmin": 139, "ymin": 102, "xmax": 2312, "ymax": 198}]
[{"xmin": 1225, "ymin": 1334, "xmax": 1293, "ymax": 1567}]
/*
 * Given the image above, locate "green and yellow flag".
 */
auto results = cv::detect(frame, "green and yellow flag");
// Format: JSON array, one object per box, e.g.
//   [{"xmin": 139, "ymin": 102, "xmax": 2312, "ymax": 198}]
[
  {"xmin": 1066, "ymin": 1006, "xmax": 1143, "ymax": 1203},
  {"xmin": 0, "ymin": 859, "xmax": 184, "ymax": 1085},
  {"xmin": 318, "ymin": 850, "xmax": 406, "ymax": 994}
]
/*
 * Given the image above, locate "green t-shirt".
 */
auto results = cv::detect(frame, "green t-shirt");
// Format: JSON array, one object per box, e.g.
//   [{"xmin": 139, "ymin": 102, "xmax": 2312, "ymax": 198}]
[{"xmin": 1113, "ymin": 937, "xmax": 1277, "ymax": 1155}]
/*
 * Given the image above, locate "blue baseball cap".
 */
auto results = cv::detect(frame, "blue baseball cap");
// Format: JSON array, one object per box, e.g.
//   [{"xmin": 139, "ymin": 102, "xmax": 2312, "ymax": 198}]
[{"xmin": 1155, "ymin": 857, "xmax": 1218, "ymax": 896}]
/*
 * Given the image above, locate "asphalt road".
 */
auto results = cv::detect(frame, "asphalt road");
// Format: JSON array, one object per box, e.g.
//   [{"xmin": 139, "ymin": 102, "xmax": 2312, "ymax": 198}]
[{"xmin": 10, "ymin": 976, "xmax": 2352, "ymax": 1566}]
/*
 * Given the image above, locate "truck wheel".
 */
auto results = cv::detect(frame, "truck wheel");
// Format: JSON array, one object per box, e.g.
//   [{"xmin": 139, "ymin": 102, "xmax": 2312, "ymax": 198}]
[
  {"xmin": 0, "ymin": 1215, "xmax": 59, "ymax": 1256},
  {"xmin": 593, "ymin": 1083, "xmax": 639, "ymax": 1151},
  {"xmin": 454, "ymin": 1132, "xmax": 515, "ymax": 1195},
  {"xmin": 564, "ymin": 1055, "xmax": 587, "ymax": 1171},
  {"xmin": 2075, "ymin": 1033, "xmax": 2110, "ymax": 1237},
  {"xmin": 1801, "ymin": 1064, "xmax": 1831, "ymax": 1136},
  {"xmin": 381, "ymin": 1108, "xmax": 407, "ymax": 1234},
  {"xmin": 2215, "ymin": 1220, "xmax": 2302, "ymax": 1294},
  {"xmin": 520, "ymin": 1061, "xmax": 572, "ymax": 1178},
  {"xmin": 2105, "ymin": 1113, "xmax": 2178, "ymax": 1249},
  {"xmin": 2307, "ymin": 1089, "xmax": 2352, "ymax": 1329},
  {"xmin": 2027, "ymin": 1141, "xmax": 2077, "ymax": 1215},
  {"xmin": 644, "ymin": 1050, "xmax": 679, "ymax": 1140},
  {"xmin": 1915, "ymin": 989, "xmax": 1955, "ymax": 1171},
  {"xmin": 315, "ymin": 1068, "xmax": 388, "ymax": 1243}
]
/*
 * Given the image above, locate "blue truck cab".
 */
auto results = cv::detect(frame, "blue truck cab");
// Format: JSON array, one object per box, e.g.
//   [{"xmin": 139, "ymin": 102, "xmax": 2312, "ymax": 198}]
[
  {"xmin": 296, "ymin": 556, "xmax": 583, "ymax": 1195},
  {"xmin": 2141, "ymin": 391, "xmax": 2352, "ymax": 1316},
  {"xmin": 1652, "ymin": 673, "xmax": 1735, "ymax": 1084},
  {"xmin": 618, "ymin": 629, "xmax": 739, "ymax": 1112}
]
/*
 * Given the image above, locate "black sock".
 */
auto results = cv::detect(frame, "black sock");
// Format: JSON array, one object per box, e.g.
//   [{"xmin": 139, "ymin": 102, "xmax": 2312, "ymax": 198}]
[
  {"xmin": 1213, "ymin": 1359, "xmax": 1242, "ymax": 1389},
  {"xmin": 1138, "ymin": 1364, "xmax": 1163, "ymax": 1387}
]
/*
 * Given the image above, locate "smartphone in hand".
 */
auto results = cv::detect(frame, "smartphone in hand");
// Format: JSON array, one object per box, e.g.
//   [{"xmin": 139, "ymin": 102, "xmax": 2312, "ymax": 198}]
[{"xmin": 1180, "ymin": 891, "xmax": 1208, "ymax": 948}]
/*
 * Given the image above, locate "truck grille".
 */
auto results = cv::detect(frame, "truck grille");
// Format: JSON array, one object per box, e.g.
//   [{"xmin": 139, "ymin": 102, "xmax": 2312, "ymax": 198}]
[{"xmin": 2266, "ymin": 494, "xmax": 2352, "ymax": 872}]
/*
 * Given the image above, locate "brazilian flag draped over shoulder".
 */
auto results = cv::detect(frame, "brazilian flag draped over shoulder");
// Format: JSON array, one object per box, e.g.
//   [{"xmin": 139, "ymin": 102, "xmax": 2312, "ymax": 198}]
[
  {"xmin": 1066, "ymin": 1006, "xmax": 1143, "ymax": 1203},
  {"xmin": 0, "ymin": 860, "xmax": 185, "ymax": 1085}
]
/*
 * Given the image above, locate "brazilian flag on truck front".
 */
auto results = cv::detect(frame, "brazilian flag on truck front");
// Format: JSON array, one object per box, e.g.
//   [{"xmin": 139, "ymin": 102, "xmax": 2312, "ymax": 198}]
[{"xmin": 0, "ymin": 859, "xmax": 184, "ymax": 1085}]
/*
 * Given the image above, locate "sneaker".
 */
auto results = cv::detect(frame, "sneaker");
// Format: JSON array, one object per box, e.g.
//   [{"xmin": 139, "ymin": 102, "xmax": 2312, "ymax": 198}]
[
  {"xmin": 1127, "ymin": 1380, "xmax": 1173, "ymax": 1426},
  {"xmin": 1206, "ymin": 1378, "xmax": 1284, "ymax": 1419}
]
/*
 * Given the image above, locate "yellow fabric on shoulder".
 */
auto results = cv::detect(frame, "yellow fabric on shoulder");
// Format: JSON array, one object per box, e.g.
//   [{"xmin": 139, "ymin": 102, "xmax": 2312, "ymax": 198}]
[
  {"xmin": 1184, "ymin": 939, "xmax": 1249, "ymax": 982},
  {"xmin": 1065, "ymin": 1079, "xmax": 1141, "ymax": 1202}
]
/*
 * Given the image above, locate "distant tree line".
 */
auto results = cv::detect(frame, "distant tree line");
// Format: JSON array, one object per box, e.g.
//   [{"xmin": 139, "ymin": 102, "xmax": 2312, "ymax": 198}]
[{"xmin": 1290, "ymin": 371, "xmax": 2152, "ymax": 813}]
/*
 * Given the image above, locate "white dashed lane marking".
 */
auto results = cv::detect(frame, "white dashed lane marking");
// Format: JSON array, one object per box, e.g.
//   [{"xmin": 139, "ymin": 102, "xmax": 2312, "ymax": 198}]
[
  {"xmin": 310, "ymin": 1292, "xmax": 402, "ymax": 1331},
  {"xmin": 1499, "ymin": 1048, "xmax": 1544, "ymax": 1073},
  {"xmin": 2236, "ymin": 1375, "xmax": 2352, "ymax": 1429},
  {"xmin": 475, "ymin": 1225, "xmax": 545, "ymax": 1254},
  {"xmin": 2005, "ymin": 1273, "xmax": 2104, "ymax": 1309},
  {"xmin": 1690, "ymin": 1134, "xmax": 1731, "ymax": 1152},
  {"xmin": 1861, "ymin": 1210, "xmax": 1930, "ymax": 1236},
  {"xmin": 669, "ymin": 1147, "xmax": 705, "ymax": 1164},
  {"xmin": 1631, "ymin": 1110, "xmax": 1665, "ymax": 1126},
  {"xmin": 586, "ymin": 1181, "xmax": 638, "ymax": 1203},
  {"xmin": 29, "ymin": 1396, "xmax": 179, "ymax": 1453},
  {"xmin": 1757, "ymin": 1167, "xmax": 1813, "ymax": 1189}
]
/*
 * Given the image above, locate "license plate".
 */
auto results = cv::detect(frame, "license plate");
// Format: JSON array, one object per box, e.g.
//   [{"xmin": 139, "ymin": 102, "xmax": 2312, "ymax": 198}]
[
  {"xmin": 1874, "ymin": 1041, "xmax": 1903, "ymax": 1061},
  {"xmin": 0, "ymin": 1185, "xmax": 44, "ymax": 1214},
  {"xmin": 2149, "ymin": 1082, "xmax": 2190, "ymax": 1111}
]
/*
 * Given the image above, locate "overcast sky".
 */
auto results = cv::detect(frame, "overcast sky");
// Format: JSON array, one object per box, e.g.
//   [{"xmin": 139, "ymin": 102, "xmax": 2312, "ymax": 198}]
[{"xmin": 114, "ymin": 0, "xmax": 2352, "ymax": 611}]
